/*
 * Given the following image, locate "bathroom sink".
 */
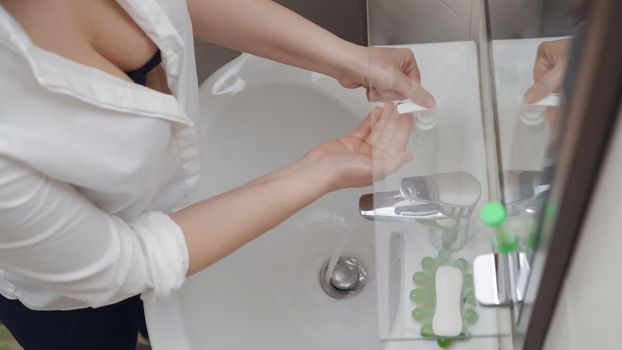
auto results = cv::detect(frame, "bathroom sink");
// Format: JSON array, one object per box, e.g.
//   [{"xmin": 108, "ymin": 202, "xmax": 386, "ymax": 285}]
[{"xmin": 144, "ymin": 44, "xmax": 507, "ymax": 350}]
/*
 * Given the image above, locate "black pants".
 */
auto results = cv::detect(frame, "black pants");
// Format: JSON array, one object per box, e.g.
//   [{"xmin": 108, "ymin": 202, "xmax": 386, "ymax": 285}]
[{"xmin": 0, "ymin": 294, "xmax": 148, "ymax": 350}]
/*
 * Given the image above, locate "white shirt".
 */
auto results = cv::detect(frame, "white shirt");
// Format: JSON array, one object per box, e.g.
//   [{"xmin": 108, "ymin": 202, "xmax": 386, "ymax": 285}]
[{"xmin": 0, "ymin": 0, "xmax": 201, "ymax": 310}]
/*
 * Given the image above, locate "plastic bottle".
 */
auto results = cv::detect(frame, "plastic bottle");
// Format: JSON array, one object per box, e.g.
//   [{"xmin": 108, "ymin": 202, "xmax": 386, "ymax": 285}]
[{"xmin": 411, "ymin": 109, "xmax": 439, "ymax": 175}]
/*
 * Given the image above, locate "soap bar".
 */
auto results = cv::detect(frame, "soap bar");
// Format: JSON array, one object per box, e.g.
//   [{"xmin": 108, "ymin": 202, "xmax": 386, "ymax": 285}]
[{"xmin": 432, "ymin": 266, "xmax": 463, "ymax": 337}]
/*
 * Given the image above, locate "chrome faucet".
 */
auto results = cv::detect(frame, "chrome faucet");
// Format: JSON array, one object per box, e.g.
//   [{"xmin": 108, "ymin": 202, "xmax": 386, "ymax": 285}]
[
  {"xmin": 359, "ymin": 172, "xmax": 482, "ymax": 222},
  {"xmin": 503, "ymin": 170, "xmax": 550, "ymax": 217},
  {"xmin": 359, "ymin": 172, "xmax": 482, "ymax": 251}
]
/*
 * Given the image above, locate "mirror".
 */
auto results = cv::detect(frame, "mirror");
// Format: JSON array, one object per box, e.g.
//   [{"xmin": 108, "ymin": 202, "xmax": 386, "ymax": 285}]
[
  {"xmin": 366, "ymin": 0, "xmax": 588, "ymax": 344},
  {"xmin": 484, "ymin": 0, "xmax": 583, "ymax": 322},
  {"xmin": 366, "ymin": 0, "xmax": 507, "ymax": 343}
]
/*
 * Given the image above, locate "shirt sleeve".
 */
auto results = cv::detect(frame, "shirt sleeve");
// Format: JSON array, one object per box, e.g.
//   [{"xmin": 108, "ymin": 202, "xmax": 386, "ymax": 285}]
[{"xmin": 0, "ymin": 156, "xmax": 189, "ymax": 310}]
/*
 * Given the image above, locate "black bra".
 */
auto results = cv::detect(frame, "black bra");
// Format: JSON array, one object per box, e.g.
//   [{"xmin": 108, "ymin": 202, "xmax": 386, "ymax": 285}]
[{"xmin": 124, "ymin": 50, "xmax": 161, "ymax": 86}]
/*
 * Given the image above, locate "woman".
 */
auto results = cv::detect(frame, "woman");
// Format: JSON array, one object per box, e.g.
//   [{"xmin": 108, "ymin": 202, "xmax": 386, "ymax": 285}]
[{"xmin": 0, "ymin": 0, "xmax": 432, "ymax": 348}]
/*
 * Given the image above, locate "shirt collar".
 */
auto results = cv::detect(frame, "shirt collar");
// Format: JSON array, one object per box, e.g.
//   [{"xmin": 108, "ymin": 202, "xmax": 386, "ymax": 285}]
[{"xmin": 0, "ymin": 2, "xmax": 193, "ymax": 127}]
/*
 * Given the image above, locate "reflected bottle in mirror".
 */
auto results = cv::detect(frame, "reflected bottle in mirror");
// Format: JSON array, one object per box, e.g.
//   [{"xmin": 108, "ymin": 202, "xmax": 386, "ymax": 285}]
[{"xmin": 509, "ymin": 105, "xmax": 548, "ymax": 172}]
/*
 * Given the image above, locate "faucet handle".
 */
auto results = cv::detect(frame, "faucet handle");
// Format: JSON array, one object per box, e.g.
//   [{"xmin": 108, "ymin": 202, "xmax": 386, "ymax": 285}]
[{"xmin": 400, "ymin": 176, "xmax": 431, "ymax": 200}]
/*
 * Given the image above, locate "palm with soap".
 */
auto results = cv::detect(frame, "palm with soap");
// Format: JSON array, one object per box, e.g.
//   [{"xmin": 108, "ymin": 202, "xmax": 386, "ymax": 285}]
[
  {"xmin": 304, "ymin": 102, "xmax": 414, "ymax": 190},
  {"xmin": 177, "ymin": 103, "xmax": 414, "ymax": 274}
]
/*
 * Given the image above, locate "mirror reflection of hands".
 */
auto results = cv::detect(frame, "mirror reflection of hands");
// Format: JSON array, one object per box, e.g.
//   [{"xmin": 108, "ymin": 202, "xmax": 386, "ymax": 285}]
[
  {"xmin": 304, "ymin": 103, "xmax": 414, "ymax": 190},
  {"xmin": 524, "ymin": 39, "xmax": 572, "ymax": 104},
  {"xmin": 338, "ymin": 47, "xmax": 436, "ymax": 108}
]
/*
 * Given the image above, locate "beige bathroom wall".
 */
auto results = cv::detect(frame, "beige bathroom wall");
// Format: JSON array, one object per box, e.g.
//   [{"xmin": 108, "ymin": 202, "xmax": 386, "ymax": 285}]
[
  {"xmin": 368, "ymin": 0, "xmax": 576, "ymax": 45},
  {"xmin": 193, "ymin": 43, "xmax": 240, "ymax": 86},
  {"xmin": 543, "ymin": 103, "xmax": 622, "ymax": 349},
  {"xmin": 368, "ymin": 0, "xmax": 481, "ymax": 45},
  {"xmin": 193, "ymin": 0, "xmax": 367, "ymax": 84},
  {"xmin": 540, "ymin": 0, "xmax": 583, "ymax": 36},
  {"xmin": 488, "ymin": 0, "xmax": 577, "ymax": 39}
]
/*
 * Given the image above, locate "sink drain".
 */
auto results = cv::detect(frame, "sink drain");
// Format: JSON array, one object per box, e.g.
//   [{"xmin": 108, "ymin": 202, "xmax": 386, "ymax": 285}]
[{"xmin": 319, "ymin": 257, "xmax": 367, "ymax": 299}]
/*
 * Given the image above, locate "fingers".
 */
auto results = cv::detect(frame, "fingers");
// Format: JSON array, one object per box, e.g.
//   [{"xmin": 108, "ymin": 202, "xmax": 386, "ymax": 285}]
[
  {"xmin": 356, "ymin": 102, "xmax": 415, "ymax": 182},
  {"xmin": 338, "ymin": 78, "xmax": 364, "ymax": 90},
  {"xmin": 394, "ymin": 72, "xmax": 436, "ymax": 108},
  {"xmin": 532, "ymin": 42, "xmax": 555, "ymax": 82},
  {"xmin": 387, "ymin": 114, "xmax": 414, "ymax": 155},
  {"xmin": 376, "ymin": 107, "xmax": 400, "ymax": 149},
  {"xmin": 349, "ymin": 109, "xmax": 377, "ymax": 140},
  {"xmin": 532, "ymin": 54, "xmax": 554, "ymax": 85},
  {"xmin": 525, "ymin": 40, "xmax": 569, "ymax": 104},
  {"xmin": 524, "ymin": 62, "xmax": 565, "ymax": 104},
  {"xmin": 366, "ymin": 88, "xmax": 405, "ymax": 102},
  {"xmin": 355, "ymin": 142, "xmax": 372, "ymax": 157},
  {"xmin": 395, "ymin": 48, "xmax": 421, "ymax": 83},
  {"xmin": 366, "ymin": 70, "xmax": 435, "ymax": 107},
  {"xmin": 363, "ymin": 47, "xmax": 435, "ymax": 106},
  {"xmin": 365, "ymin": 103, "xmax": 414, "ymax": 153},
  {"xmin": 366, "ymin": 103, "xmax": 414, "ymax": 181},
  {"xmin": 367, "ymin": 103, "xmax": 395, "ymax": 145},
  {"xmin": 407, "ymin": 53, "xmax": 422, "ymax": 83}
]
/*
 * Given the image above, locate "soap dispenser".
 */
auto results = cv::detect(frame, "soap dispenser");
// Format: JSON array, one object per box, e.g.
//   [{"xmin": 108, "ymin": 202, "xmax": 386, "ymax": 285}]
[{"xmin": 411, "ymin": 109, "xmax": 440, "ymax": 176}]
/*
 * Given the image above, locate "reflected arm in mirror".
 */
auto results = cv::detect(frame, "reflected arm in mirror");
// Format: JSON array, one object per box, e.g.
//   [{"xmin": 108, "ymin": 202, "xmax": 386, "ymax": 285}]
[
  {"xmin": 187, "ymin": 0, "xmax": 435, "ymax": 107},
  {"xmin": 173, "ymin": 103, "xmax": 413, "ymax": 275},
  {"xmin": 524, "ymin": 39, "xmax": 572, "ymax": 104}
]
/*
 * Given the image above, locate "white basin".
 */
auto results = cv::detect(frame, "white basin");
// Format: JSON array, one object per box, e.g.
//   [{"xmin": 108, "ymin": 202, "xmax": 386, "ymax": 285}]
[{"xmin": 145, "ymin": 45, "xmax": 505, "ymax": 350}]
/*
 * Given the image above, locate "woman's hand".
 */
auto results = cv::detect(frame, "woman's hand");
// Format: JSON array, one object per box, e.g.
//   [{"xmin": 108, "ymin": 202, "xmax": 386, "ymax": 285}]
[
  {"xmin": 524, "ymin": 39, "xmax": 571, "ymax": 104},
  {"xmin": 176, "ymin": 103, "xmax": 413, "ymax": 273},
  {"xmin": 304, "ymin": 103, "xmax": 414, "ymax": 190},
  {"xmin": 338, "ymin": 46, "xmax": 436, "ymax": 108},
  {"xmin": 189, "ymin": 0, "xmax": 435, "ymax": 108}
]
